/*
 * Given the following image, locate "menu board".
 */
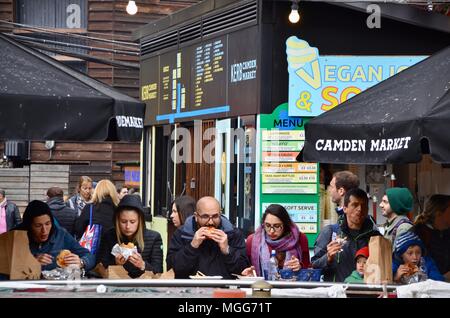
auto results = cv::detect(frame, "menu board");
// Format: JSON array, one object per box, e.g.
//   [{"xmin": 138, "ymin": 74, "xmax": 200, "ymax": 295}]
[
  {"xmin": 141, "ymin": 26, "xmax": 259, "ymax": 125},
  {"xmin": 259, "ymin": 103, "xmax": 320, "ymax": 247}
]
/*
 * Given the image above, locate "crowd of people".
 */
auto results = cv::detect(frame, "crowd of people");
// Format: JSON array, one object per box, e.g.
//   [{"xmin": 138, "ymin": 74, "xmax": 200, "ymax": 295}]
[{"xmin": 1, "ymin": 172, "xmax": 449, "ymax": 285}]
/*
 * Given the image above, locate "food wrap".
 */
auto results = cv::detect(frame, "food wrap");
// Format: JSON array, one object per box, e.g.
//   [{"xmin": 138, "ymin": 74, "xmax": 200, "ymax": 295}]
[{"xmin": 111, "ymin": 244, "xmax": 137, "ymax": 261}]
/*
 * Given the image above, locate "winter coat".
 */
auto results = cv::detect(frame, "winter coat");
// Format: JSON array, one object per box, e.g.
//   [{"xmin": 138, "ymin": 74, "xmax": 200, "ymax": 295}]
[
  {"xmin": 74, "ymin": 197, "xmax": 116, "ymax": 241},
  {"xmin": 47, "ymin": 197, "xmax": 77, "ymax": 236},
  {"xmin": 245, "ymin": 232, "xmax": 311, "ymax": 269},
  {"xmin": 3, "ymin": 201, "xmax": 21, "ymax": 231},
  {"xmin": 166, "ymin": 215, "xmax": 249, "ymax": 279},
  {"xmin": 344, "ymin": 270, "xmax": 364, "ymax": 284},
  {"xmin": 97, "ymin": 227, "xmax": 163, "ymax": 278},
  {"xmin": 28, "ymin": 225, "xmax": 95, "ymax": 271},
  {"xmin": 392, "ymin": 255, "xmax": 444, "ymax": 282},
  {"xmin": 311, "ymin": 215, "xmax": 381, "ymax": 282},
  {"xmin": 414, "ymin": 224, "xmax": 450, "ymax": 276}
]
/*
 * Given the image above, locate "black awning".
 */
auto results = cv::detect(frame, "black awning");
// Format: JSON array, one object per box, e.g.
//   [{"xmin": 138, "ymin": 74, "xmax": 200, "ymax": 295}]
[
  {"xmin": 299, "ymin": 46, "xmax": 450, "ymax": 164},
  {"xmin": 0, "ymin": 34, "xmax": 145, "ymax": 142}
]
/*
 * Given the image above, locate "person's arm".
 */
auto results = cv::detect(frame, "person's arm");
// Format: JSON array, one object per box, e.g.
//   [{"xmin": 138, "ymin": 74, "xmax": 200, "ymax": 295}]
[
  {"xmin": 12, "ymin": 204, "xmax": 22, "ymax": 227},
  {"xmin": 425, "ymin": 257, "xmax": 445, "ymax": 281},
  {"xmin": 145, "ymin": 232, "xmax": 163, "ymax": 273},
  {"xmin": 222, "ymin": 230, "xmax": 250, "ymax": 276},
  {"xmin": 311, "ymin": 225, "xmax": 335, "ymax": 270},
  {"xmin": 167, "ymin": 232, "xmax": 200, "ymax": 278},
  {"xmin": 74, "ymin": 205, "xmax": 89, "ymax": 240},
  {"xmin": 96, "ymin": 230, "xmax": 115, "ymax": 268},
  {"xmin": 63, "ymin": 231, "xmax": 96, "ymax": 271}
]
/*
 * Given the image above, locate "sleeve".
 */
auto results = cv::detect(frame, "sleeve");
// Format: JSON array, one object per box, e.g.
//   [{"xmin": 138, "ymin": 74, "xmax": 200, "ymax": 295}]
[
  {"xmin": 64, "ymin": 232, "xmax": 96, "ymax": 271},
  {"xmin": 74, "ymin": 205, "xmax": 89, "ymax": 240},
  {"xmin": 13, "ymin": 204, "xmax": 22, "ymax": 227},
  {"xmin": 426, "ymin": 257, "xmax": 445, "ymax": 281},
  {"xmin": 311, "ymin": 225, "xmax": 334, "ymax": 271},
  {"xmin": 143, "ymin": 232, "xmax": 163, "ymax": 274},
  {"xmin": 299, "ymin": 232, "xmax": 311, "ymax": 269},
  {"xmin": 166, "ymin": 232, "xmax": 200, "ymax": 278},
  {"xmin": 96, "ymin": 230, "xmax": 116, "ymax": 268},
  {"xmin": 222, "ymin": 230, "xmax": 250, "ymax": 276},
  {"xmin": 246, "ymin": 234, "xmax": 253, "ymax": 262}
]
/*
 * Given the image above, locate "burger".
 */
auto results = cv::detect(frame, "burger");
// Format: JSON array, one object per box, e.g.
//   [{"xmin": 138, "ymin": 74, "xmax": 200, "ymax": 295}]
[
  {"xmin": 406, "ymin": 263, "xmax": 419, "ymax": 276},
  {"xmin": 56, "ymin": 249, "xmax": 71, "ymax": 268},
  {"xmin": 120, "ymin": 242, "xmax": 135, "ymax": 249},
  {"xmin": 204, "ymin": 226, "xmax": 215, "ymax": 239}
]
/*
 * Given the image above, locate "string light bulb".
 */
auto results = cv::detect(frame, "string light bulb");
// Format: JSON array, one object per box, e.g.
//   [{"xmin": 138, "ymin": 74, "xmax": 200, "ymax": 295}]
[
  {"xmin": 126, "ymin": 1, "xmax": 138, "ymax": 15},
  {"xmin": 289, "ymin": 1, "xmax": 300, "ymax": 24}
]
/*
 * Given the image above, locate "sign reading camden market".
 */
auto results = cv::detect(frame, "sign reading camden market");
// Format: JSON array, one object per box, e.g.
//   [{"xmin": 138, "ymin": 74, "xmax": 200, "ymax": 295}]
[{"xmin": 286, "ymin": 36, "xmax": 426, "ymax": 117}]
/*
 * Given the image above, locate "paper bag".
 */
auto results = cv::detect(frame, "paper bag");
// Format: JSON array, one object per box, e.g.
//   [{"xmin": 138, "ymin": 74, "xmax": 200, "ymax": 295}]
[
  {"xmin": 0, "ymin": 230, "xmax": 41, "ymax": 280},
  {"xmin": 364, "ymin": 236, "xmax": 393, "ymax": 284},
  {"xmin": 107, "ymin": 265, "xmax": 156, "ymax": 279}
]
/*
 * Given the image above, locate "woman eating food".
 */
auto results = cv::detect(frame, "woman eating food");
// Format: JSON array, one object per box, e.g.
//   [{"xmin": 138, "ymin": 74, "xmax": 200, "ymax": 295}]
[{"xmin": 96, "ymin": 195, "xmax": 163, "ymax": 278}]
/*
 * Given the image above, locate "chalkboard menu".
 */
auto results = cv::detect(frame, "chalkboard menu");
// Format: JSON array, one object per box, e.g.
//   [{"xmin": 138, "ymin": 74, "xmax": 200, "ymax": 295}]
[{"xmin": 141, "ymin": 26, "xmax": 259, "ymax": 125}]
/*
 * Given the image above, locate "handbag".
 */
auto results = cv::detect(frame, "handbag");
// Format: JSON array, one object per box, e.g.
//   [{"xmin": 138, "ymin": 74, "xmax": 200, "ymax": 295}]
[
  {"xmin": 78, "ymin": 205, "xmax": 102, "ymax": 255},
  {"xmin": 296, "ymin": 269, "xmax": 322, "ymax": 282}
]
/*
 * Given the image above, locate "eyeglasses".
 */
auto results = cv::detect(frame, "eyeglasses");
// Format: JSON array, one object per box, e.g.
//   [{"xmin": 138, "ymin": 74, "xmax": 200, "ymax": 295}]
[
  {"xmin": 264, "ymin": 223, "xmax": 283, "ymax": 232},
  {"xmin": 196, "ymin": 213, "xmax": 221, "ymax": 222}
]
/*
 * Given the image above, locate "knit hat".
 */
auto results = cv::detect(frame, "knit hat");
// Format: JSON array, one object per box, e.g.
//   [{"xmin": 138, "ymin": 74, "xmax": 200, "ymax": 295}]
[
  {"xmin": 355, "ymin": 246, "xmax": 369, "ymax": 260},
  {"xmin": 393, "ymin": 231, "xmax": 425, "ymax": 258},
  {"xmin": 386, "ymin": 187, "xmax": 413, "ymax": 215}
]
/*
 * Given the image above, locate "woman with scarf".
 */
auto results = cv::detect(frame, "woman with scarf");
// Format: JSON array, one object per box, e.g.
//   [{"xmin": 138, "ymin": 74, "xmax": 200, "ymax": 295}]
[{"xmin": 241, "ymin": 204, "xmax": 311, "ymax": 277}]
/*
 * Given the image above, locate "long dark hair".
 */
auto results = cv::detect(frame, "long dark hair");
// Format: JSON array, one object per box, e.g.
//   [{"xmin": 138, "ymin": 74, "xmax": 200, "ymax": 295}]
[
  {"xmin": 262, "ymin": 204, "xmax": 294, "ymax": 237},
  {"xmin": 415, "ymin": 194, "xmax": 450, "ymax": 226},
  {"xmin": 172, "ymin": 195, "xmax": 196, "ymax": 226}
]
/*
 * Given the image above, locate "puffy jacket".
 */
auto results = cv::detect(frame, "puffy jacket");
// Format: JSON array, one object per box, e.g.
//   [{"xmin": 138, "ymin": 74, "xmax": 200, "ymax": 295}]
[
  {"xmin": 97, "ymin": 227, "xmax": 163, "ymax": 278},
  {"xmin": 166, "ymin": 215, "xmax": 249, "ymax": 279},
  {"xmin": 312, "ymin": 216, "xmax": 381, "ymax": 282},
  {"xmin": 47, "ymin": 197, "xmax": 77, "ymax": 236}
]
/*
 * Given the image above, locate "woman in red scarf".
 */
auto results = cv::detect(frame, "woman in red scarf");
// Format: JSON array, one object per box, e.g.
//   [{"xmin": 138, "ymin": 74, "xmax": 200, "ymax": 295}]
[{"xmin": 242, "ymin": 204, "xmax": 311, "ymax": 277}]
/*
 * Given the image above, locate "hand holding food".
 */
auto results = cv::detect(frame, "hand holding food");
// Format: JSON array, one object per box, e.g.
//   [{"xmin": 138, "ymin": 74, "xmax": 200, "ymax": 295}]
[{"xmin": 56, "ymin": 249, "xmax": 71, "ymax": 268}]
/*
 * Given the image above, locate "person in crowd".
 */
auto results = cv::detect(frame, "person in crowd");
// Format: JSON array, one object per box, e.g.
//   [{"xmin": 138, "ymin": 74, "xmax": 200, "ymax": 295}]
[
  {"xmin": 166, "ymin": 196, "xmax": 249, "ymax": 278},
  {"xmin": 0, "ymin": 189, "xmax": 21, "ymax": 234},
  {"xmin": 344, "ymin": 246, "xmax": 369, "ymax": 284},
  {"xmin": 414, "ymin": 194, "xmax": 450, "ymax": 281},
  {"xmin": 67, "ymin": 176, "xmax": 93, "ymax": 216},
  {"xmin": 74, "ymin": 179, "xmax": 120, "ymax": 241},
  {"xmin": 116, "ymin": 184, "xmax": 129, "ymax": 200},
  {"xmin": 328, "ymin": 171, "xmax": 360, "ymax": 217},
  {"xmin": 241, "ymin": 204, "xmax": 310, "ymax": 278},
  {"xmin": 46, "ymin": 186, "xmax": 77, "ymax": 236},
  {"xmin": 312, "ymin": 188, "xmax": 381, "ymax": 282},
  {"xmin": 380, "ymin": 187, "xmax": 414, "ymax": 244},
  {"xmin": 170, "ymin": 195, "xmax": 196, "ymax": 228},
  {"xmin": 393, "ymin": 231, "xmax": 444, "ymax": 284},
  {"xmin": 13, "ymin": 200, "xmax": 94, "ymax": 271},
  {"xmin": 97, "ymin": 195, "xmax": 163, "ymax": 278}
]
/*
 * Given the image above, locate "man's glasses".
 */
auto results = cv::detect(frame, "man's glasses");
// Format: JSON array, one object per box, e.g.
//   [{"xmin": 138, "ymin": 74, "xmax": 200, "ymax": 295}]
[
  {"xmin": 196, "ymin": 213, "xmax": 221, "ymax": 222},
  {"xmin": 264, "ymin": 223, "xmax": 283, "ymax": 232}
]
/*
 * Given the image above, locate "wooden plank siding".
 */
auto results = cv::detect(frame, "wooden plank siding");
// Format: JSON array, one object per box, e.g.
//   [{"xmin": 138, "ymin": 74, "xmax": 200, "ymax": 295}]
[
  {"xmin": 0, "ymin": 0, "xmax": 13, "ymax": 32},
  {"xmin": 185, "ymin": 120, "xmax": 215, "ymax": 201}
]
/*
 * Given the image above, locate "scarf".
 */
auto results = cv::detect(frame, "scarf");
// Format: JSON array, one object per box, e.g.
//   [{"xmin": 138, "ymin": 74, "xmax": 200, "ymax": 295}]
[
  {"xmin": 0, "ymin": 199, "xmax": 7, "ymax": 233},
  {"xmin": 251, "ymin": 223, "xmax": 303, "ymax": 276}
]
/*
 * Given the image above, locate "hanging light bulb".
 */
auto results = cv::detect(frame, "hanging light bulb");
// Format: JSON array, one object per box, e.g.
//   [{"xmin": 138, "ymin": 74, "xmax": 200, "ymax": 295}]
[
  {"xmin": 289, "ymin": 1, "xmax": 300, "ymax": 24},
  {"xmin": 126, "ymin": 1, "xmax": 138, "ymax": 15}
]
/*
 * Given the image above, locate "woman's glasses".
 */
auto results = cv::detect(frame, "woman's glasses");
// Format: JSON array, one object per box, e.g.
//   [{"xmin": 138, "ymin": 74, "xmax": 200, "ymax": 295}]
[{"xmin": 264, "ymin": 223, "xmax": 283, "ymax": 232}]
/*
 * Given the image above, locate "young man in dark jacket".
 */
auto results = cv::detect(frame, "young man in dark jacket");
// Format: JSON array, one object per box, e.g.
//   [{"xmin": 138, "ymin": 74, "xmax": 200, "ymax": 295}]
[
  {"xmin": 312, "ymin": 188, "xmax": 381, "ymax": 282},
  {"xmin": 46, "ymin": 187, "xmax": 78, "ymax": 236},
  {"xmin": 166, "ymin": 196, "xmax": 249, "ymax": 279}
]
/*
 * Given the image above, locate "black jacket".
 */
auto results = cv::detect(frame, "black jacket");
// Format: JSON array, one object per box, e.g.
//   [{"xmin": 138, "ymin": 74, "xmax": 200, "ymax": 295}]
[
  {"xmin": 47, "ymin": 197, "xmax": 77, "ymax": 236},
  {"xmin": 74, "ymin": 198, "xmax": 116, "ymax": 241},
  {"xmin": 97, "ymin": 227, "xmax": 163, "ymax": 278},
  {"xmin": 2, "ymin": 200, "xmax": 21, "ymax": 231},
  {"xmin": 311, "ymin": 215, "xmax": 381, "ymax": 282},
  {"xmin": 166, "ymin": 215, "xmax": 249, "ymax": 279}
]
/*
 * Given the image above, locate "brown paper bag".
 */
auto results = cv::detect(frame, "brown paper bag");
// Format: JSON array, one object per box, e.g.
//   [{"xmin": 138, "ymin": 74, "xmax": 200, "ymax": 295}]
[
  {"xmin": 107, "ymin": 265, "xmax": 156, "ymax": 279},
  {"xmin": 364, "ymin": 236, "xmax": 393, "ymax": 284},
  {"xmin": 0, "ymin": 230, "xmax": 41, "ymax": 280}
]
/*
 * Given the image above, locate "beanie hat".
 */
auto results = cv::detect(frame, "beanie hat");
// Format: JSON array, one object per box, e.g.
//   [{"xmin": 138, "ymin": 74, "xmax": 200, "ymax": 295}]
[
  {"xmin": 386, "ymin": 187, "xmax": 413, "ymax": 215},
  {"xmin": 355, "ymin": 246, "xmax": 369, "ymax": 260},
  {"xmin": 393, "ymin": 231, "xmax": 425, "ymax": 258}
]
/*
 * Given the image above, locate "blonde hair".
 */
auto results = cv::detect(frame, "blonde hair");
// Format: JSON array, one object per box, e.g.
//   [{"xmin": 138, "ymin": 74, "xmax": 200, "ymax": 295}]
[
  {"xmin": 415, "ymin": 194, "xmax": 450, "ymax": 226},
  {"xmin": 115, "ymin": 209, "xmax": 145, "ymax": 251},
  {"xmin": 91, "ymin": 179, "xmax": 120, "ymax": 206},
  {"xmin": 76, "ymin": 176, "xmax": 92, "ymax": 193}
]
